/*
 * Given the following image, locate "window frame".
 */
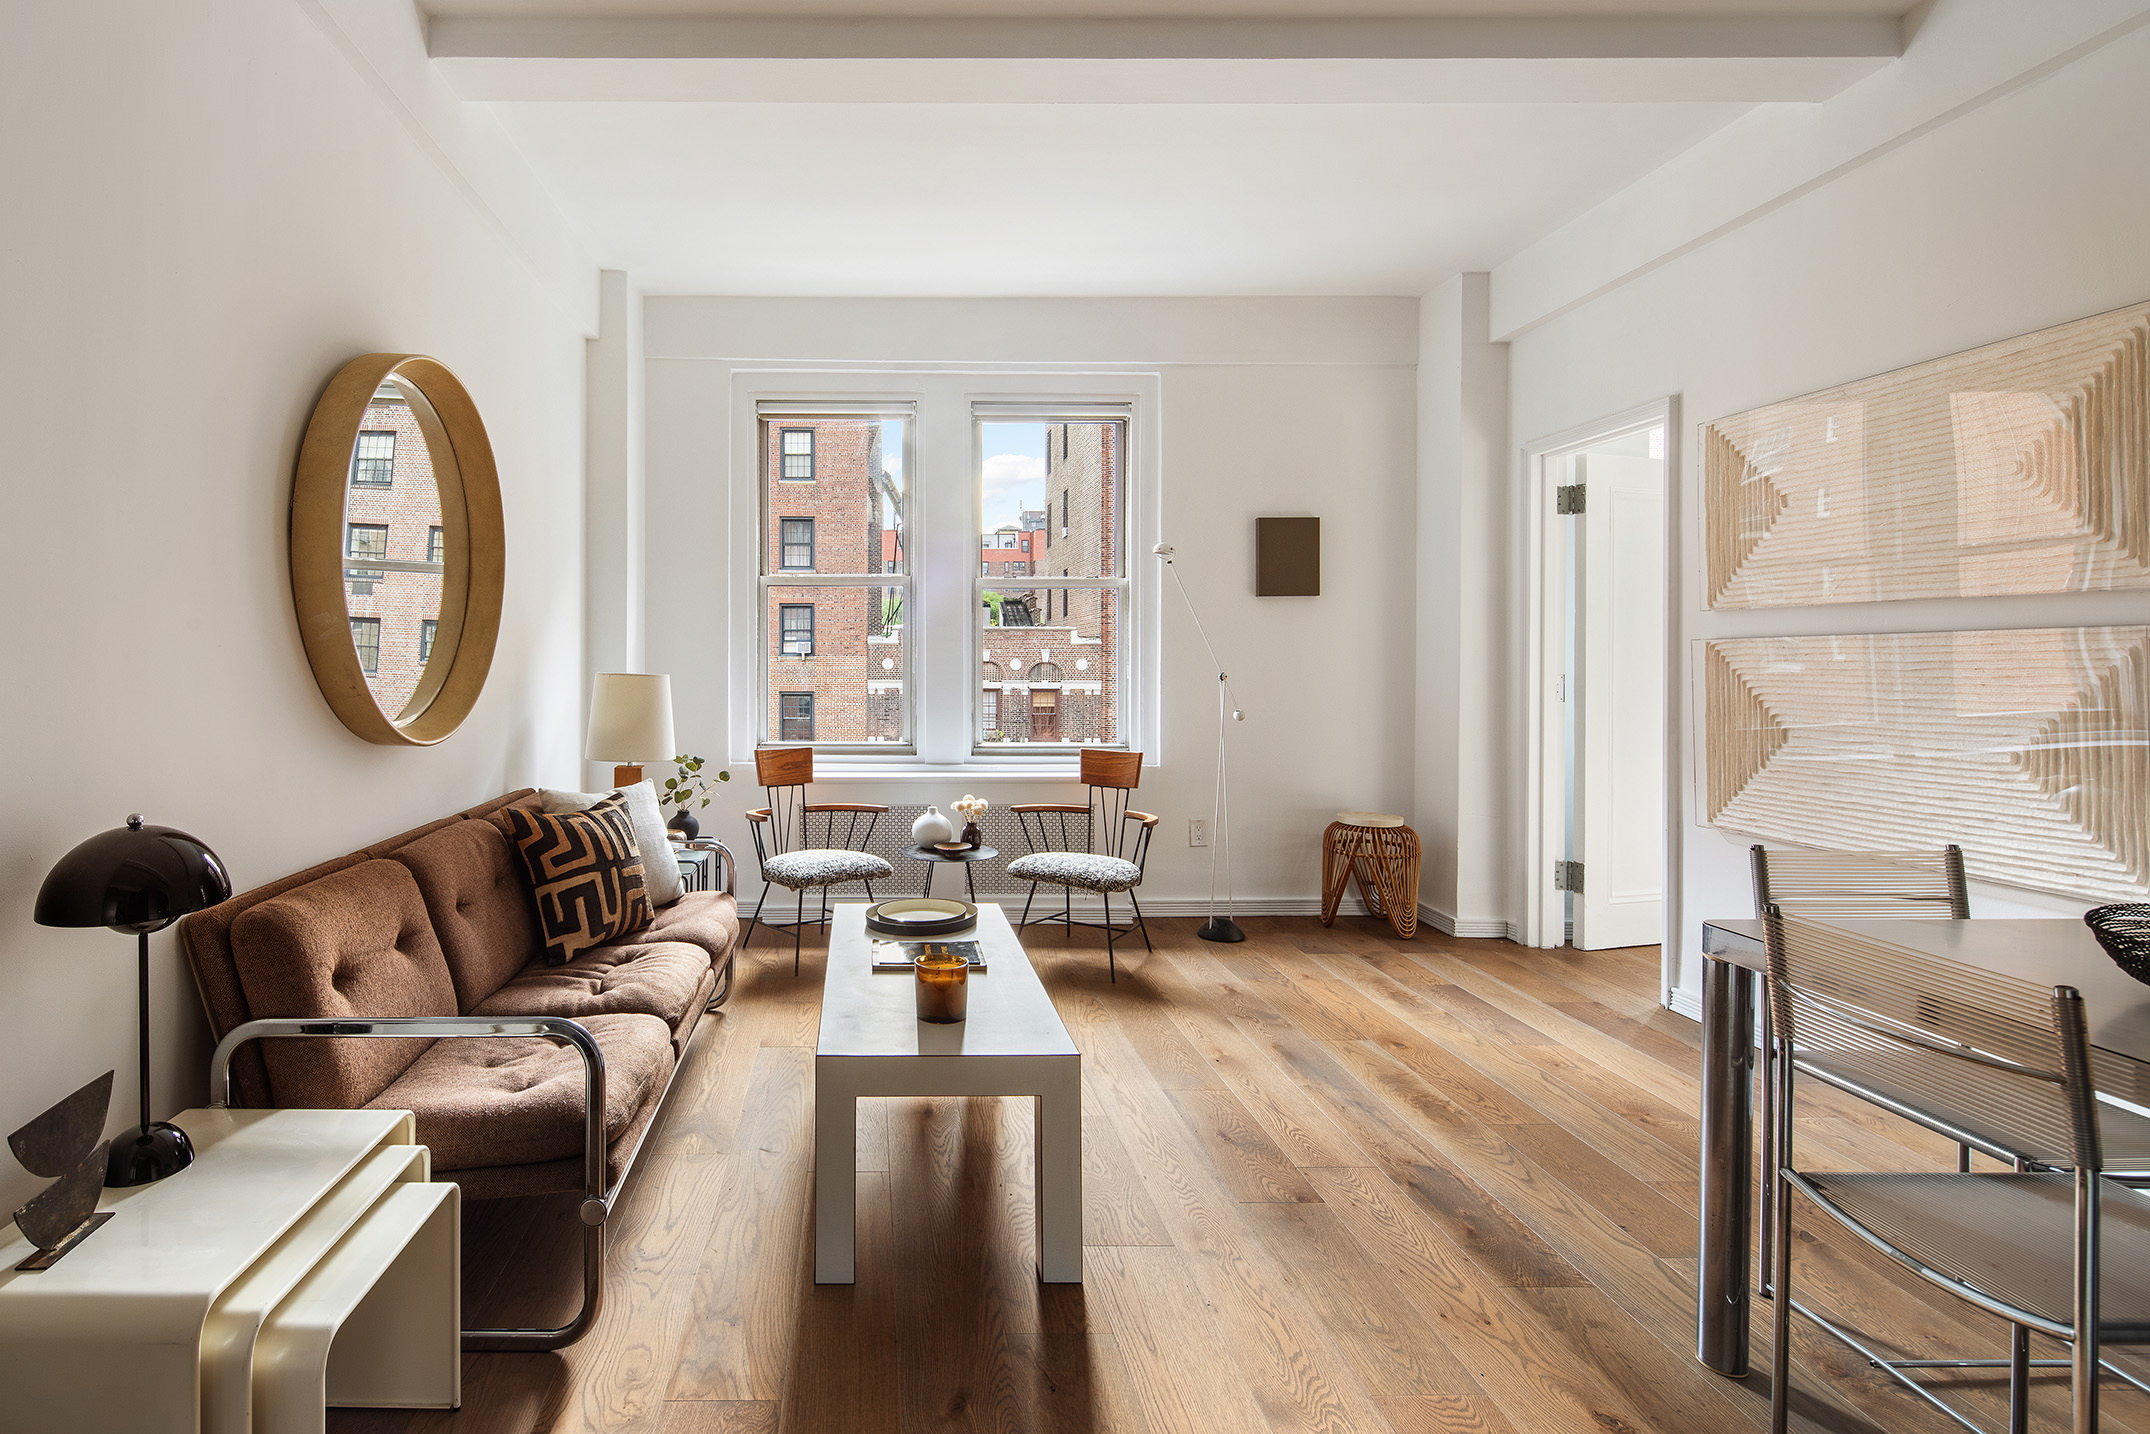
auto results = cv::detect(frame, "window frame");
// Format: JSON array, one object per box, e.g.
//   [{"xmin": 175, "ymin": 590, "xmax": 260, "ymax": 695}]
[
  {"xmin": 779, "ymin": 516, "xmax": 816, "ymax": 571},
  {"xmin": 730, "ymin": 373, "xmax": 1158, "ymax": 775},
  {"xmin": 755, "ymin": 403, "xmax": 916, "ymax": 754},
  {"xmin": 350, "ymin": 430, "xmax": 396, "ymax": 487},
  {"xmin": 971, "ymin": 404, "xmax": 1131, "ymax": 756},
  {"xmin": 419, "ymin": 618, "xmax": 437, "ymax": 664},
  {"xmin": 349, "ymin": 616, "xmax": 381, "ymax": 675},
  {"xmin": 777, "ymin": 601, "xmax": 816, "ymax": 658},
  {"xmin": 778, "ymin": 691, "xmax": 815, "ymax": 742},
  {"xmin": 777, "ymin": 427, "xmax": 816, "ymax": 482},
  {"xmin": 426, "ymin": 525, "xmax": 445, "ymax": 566}
]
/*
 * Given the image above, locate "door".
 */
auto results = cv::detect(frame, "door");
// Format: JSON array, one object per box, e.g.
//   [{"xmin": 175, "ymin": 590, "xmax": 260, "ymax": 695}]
[
  {"xmin": 1030, "ymin": 689, "xmax": 1060, "ymax": 742},
  {"xmin": 1572, "ymin": 450, "xmax": 1666, "ymax": 950}
]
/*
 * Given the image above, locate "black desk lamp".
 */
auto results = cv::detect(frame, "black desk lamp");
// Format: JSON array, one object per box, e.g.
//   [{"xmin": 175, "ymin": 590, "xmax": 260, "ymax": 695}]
[{"xmin": 34, "ymin": 815, "xmax": 231, "ymax": 1186}]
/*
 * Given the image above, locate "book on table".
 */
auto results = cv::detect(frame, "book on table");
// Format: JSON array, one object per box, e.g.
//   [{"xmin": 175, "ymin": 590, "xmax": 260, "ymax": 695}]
[{"xmin": 871, "ymin": 940, "xmax": 987, "ymax": 972}]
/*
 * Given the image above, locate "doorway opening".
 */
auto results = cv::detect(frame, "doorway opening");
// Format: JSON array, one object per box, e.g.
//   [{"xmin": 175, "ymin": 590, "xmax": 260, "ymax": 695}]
[{"xmin": 1523, "ymin": 402, "xmax": 1675, "ymax": 957}]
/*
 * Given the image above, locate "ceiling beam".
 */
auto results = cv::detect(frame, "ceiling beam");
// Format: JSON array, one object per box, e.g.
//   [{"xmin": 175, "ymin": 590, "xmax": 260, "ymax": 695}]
[{"xmin": 431, "ymin": 15, "xmax": 1902, "ymax": 104}]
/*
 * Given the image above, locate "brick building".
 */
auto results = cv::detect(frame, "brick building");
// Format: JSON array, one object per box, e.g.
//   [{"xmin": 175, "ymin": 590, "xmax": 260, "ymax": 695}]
[
  {"xmin": 980, "ymin": 421, "xmax": 1119, "ymax": 745},
  {"xmin": 343, "ymin": 387, "xmax": 444, "ymax": 719},
  {"xmin": 762, "ymin": 419, "xmax": 899, "ymax": 743}
]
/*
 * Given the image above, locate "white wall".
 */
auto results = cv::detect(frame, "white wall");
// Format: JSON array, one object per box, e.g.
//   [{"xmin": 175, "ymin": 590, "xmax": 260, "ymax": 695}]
[
  {"xmin": 0, "ymin": 1, "xmax": 594, "ymax": 1216},
  {"xmin": 639, "ymin": 297, "xmax": 1418, "ymax": 914},
  {"xmin": 1492, "ymin": 9, "xmax": 2150, "ymax": 1009}
]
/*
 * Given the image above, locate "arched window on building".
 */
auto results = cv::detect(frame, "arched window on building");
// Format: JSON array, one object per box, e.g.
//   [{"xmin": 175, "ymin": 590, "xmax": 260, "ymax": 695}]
[
  {"xmin": 1027, "ymin": 661, "xmax": 1062, "ymax": 684},
  {"xmin": 982, "ymin": 660, "xmax": 1003, "ymax": 682}
]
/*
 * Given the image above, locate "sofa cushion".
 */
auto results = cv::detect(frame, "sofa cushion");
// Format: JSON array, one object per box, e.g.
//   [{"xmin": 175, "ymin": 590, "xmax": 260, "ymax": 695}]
[
  {"xmin": 228, "ymin": 860, "xmax": 459, "ymax": 1109},
  {"xmin": 500, "ymin": 794, "xmax": 652, "ymax": 966},
  {"xmin": 642, "ymin": 889, "xmax": 741, "ymax": 963},
  {"xmin": 472, "ymin": 940, "xmax": 710, "ymax": 1029},
  {"xmin": 541, "ymin": 781, "xmax": 684, "ymax": 906},
  {"xmin": 392, "ymin": 818, "xmax": 539, "ymax": 1012},
  {"xmin": 179, "ymin": 851, "xmax": 367, "ymax": 1110},
  {"xmin": 364, "ymin": 1010, "xmax": 672, "ymax": 1171}
]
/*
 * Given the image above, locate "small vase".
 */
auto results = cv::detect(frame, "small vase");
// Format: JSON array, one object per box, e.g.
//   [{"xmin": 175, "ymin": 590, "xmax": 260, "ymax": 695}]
[
  {"xmin": 912, "ymin": 806, "xmax": 956, "ymax": 846},
  {"xmin": 668, "ymin": 808, "xmax": 699, "ymax": 841},
  {"xmin": 961, "ymin": 821, "xmax": 982, "ymax": 849}
]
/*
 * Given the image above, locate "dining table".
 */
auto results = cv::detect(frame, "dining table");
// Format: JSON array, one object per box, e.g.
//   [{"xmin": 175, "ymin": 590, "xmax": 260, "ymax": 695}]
[{"xmin": 1695, "ymin": 915, "xmax": 2150, "ymax": 1377}]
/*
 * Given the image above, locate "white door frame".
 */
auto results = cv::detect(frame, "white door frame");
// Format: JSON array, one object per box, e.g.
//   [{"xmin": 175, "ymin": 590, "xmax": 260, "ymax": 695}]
[{"xmin": 1520, "ymin": 397, "xmax": 1681, "ymax": 972}]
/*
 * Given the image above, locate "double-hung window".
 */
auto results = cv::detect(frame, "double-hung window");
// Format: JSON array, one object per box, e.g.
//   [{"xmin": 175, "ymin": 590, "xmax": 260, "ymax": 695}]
[
  {"xmin": 758, "ymin": 405, "xmax": 910, "ymax": 747},
  {"xmin": 975, "ymin": 404, "xmax": 1128, "ymax": 751},
  {"xmin": 351, "ymin": 431, "xmax": 395, "ymax": 486},
  {"xmin": 746, "ymin": 381, "xmax": 1145, "ymax": 764}
]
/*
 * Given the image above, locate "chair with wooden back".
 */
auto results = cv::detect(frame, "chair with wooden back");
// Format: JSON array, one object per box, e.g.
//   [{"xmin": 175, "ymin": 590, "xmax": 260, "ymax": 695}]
[
  {"xmin": 1008, "ymin": 749, "xmax": 1158, "ymax": 981},
  {"xmin": 743, "ymin": 746, "xmax": 895, "ymax": 973}
]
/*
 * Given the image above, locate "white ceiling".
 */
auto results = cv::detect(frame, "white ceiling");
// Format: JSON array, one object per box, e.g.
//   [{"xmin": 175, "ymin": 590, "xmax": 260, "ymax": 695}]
[
  {"xmin": 442, "ymin": 6, "xmax": 1909, "ymax": 297},
  {"xmin": 488, "ymin": 98, "xmax": 1750, "ymax": 296},
  {"xmin": 429, "ymin": 0, "xmax": 1909, "ymax": 17}
]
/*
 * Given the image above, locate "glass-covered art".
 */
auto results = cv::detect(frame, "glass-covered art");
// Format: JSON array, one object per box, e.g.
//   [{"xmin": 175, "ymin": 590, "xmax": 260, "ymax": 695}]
[
  {"xmin": 1701, "ymin": 626, "xmax": 2149, "ymax": 902},
  {"xmin": 1703, "ymin": 301, "xmax": 2150, "ymax": 608}
]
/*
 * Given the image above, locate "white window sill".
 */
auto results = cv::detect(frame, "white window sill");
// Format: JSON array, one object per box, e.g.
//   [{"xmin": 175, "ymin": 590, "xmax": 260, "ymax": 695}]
[{"xmin": 796, "ymin": 762, "xmax": 1085, "ymax": 783}]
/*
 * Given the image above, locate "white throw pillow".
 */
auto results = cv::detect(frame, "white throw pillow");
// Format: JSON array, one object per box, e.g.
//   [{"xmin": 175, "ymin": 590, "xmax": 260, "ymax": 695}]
[{"xmin": 539, "ymin": 779, "xmax": 685, "ymax": 907}]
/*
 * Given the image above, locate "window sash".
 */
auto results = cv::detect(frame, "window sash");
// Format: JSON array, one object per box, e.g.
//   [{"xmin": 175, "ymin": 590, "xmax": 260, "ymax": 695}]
[
  {"xmin": 350, "ymin": 617, "xmax": 380, "ymax": 674},
  {"xmin": 419, "ymin": 619, "xmax": 437, "ymax": 663},
  {"xmin": 346, "ymin": 524, "xmax": 388, "ymax": 560},
  {"xmin": 780, "ymin": 518, "xmax": 815, "ymax": 571},
  {"xmin": 779, "ymin": 427, "xmax": 814, "ymax": 481},
  {"xmin": 779, "ymin": 692, "xmax": 815, "ymax": 742},
  {"xmin": 351, "ymin": 431, "xmax": 395, "ymax": 486}
]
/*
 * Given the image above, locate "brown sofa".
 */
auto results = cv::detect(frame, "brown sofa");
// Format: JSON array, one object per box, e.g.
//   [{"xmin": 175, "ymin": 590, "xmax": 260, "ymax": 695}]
[{"xmin": 178, "ymin": 789, "xmax": 738, "ymax": 1350}]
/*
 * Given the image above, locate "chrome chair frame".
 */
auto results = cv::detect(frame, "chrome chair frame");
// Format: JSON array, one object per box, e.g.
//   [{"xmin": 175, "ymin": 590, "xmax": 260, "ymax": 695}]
[
  {"xmin": 1752, "ymin": 843, "xmax": 1969, "ymax": 1297},
  {"xmin": 1766, "ymin": 909, "xmax": 2150, "ymax": 1434}
]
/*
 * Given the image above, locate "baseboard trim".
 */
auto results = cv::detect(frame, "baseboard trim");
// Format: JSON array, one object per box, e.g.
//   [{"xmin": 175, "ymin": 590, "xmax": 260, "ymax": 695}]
[
  {"xmin": 1416, "ymin": 902, "xmax": 1514, "ymax": 941},
  {"xmin": 1667, "ymin": 986, "xmax": 1703, "ymax": 1022}
]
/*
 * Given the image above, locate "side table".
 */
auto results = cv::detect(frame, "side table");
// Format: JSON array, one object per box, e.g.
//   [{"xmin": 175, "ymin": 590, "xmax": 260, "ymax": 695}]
[
  {"xmin": 1319, "ymin": 811, "xmax": 1422, "ymax": 939},
  {"xmin": 904, "ymin": 844, "xmax": 998, "ymax": 900},
  {"xmin": 0, "ymin": 1107, "xmax": 459, "ymax": 1434}
]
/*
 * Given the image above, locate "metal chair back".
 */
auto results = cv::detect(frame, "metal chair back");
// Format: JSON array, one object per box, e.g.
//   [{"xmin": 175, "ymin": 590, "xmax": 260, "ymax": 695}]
[
  {"xmin": 1751, "ymin": 844, "xmax": 1968, "ymax": 921},
  {"xmin": 1014, "ymin": 749, "xmax": 1150, "ymax": 864},
  {"xmin": 1766, "ymin": 909, "xmax": 2099, "ymax": 1174},
  {"xmin": 750, "ymin": 746, "xmax": 881, "ymax": 860}
]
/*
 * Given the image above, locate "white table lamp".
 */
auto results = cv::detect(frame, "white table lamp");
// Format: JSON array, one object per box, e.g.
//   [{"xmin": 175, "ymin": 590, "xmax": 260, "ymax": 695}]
[{"xmin": 586, "ymin": 673, "xmax": 676, "ymax": 786}]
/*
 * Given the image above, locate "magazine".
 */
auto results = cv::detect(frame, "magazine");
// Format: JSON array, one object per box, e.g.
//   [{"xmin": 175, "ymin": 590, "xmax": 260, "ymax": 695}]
[{"xmin": 870, "ymin": 939, "xmax": 987, "ymax": 972}]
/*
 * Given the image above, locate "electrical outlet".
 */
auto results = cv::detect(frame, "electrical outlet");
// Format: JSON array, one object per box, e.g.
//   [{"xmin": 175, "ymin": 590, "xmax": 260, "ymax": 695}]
[{"xmin": 1188, "ymin": 818, "xmax": 1209, "ymax": 847}]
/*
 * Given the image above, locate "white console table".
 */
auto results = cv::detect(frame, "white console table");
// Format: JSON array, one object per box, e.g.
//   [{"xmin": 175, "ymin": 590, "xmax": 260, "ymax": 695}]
[{"xmin": 0, "ymin": 1107, "xmax": 459, "ymax": 1434}]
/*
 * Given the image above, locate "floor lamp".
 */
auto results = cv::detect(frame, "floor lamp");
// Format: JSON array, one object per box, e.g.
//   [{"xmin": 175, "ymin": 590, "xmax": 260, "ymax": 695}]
[{"xmin": 1154, "ymin": 544, "xmax": 1246, "ymax": 943}]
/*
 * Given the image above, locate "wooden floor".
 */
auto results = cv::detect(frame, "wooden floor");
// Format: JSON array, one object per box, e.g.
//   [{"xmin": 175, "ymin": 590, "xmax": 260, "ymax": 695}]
[{"xmin": 336, "ymin": 915, "xmax": 2150, "ymax": 1434}]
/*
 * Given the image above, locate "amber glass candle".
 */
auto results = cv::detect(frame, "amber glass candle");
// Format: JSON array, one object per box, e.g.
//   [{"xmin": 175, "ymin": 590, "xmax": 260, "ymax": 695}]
[{"xmin": 914, "ymin": 949, "xmax": 969, "ymax": 1023}]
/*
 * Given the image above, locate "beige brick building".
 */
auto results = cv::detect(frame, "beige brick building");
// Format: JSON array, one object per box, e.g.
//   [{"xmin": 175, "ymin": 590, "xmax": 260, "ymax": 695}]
[{"xmin": 343, "ymin": 391, "xmax": 444, "ymax": 720}]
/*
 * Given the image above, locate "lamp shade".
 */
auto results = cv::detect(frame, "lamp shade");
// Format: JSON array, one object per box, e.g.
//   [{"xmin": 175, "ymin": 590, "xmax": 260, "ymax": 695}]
[
  {"xmin": 34, "ymin": 816, "xmax": 232, "ymax": 935},
  {"xmin": 585, "ymin": 672, "xmax": 676, "ymax": 764}
]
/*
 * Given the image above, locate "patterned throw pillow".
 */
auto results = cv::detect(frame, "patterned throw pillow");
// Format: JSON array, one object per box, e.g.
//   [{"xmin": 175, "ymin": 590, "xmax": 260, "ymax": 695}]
[{"xmin": 501, "ymin": 793, "xmax": 652, "ymax": 965}]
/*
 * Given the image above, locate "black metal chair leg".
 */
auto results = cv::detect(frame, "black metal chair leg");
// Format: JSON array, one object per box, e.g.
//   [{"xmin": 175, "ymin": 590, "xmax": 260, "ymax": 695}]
[
  {"xmin": 1129, "ymin": 890, "xmax": 1154, "ymax": 952},
  {"xmin": 1020, "ymin": 882, "xmax": 1039, "ymax": 928},
  {"xmin": 819, "ymin": 884, "xmax": 831, "ymax": 933},
  {"xmin": 795, "ymin": 885, "xmax": 806, "ymax": 976},
  {"xmin": 1104, "ymin": 889, "xmax": 1116, "ymax": 982},
  {"xmin": 1063, "ymin": 884, "xmax": 1073, "ymax": 935},
  {"xmin": 744, "ymin": 883, "xmax": 772, "ymax": 946}
]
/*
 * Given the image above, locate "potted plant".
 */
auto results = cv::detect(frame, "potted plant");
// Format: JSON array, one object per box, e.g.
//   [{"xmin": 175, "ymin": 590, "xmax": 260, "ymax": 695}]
[{"xmin": 661, "ymin": 755, "xmax": 730, "ymax": 840}]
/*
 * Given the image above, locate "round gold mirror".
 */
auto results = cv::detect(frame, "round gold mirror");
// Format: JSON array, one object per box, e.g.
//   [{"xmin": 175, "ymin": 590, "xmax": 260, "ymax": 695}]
[{"xmin": 291, "ymin": 354, "xmax": 504, "ymax": 746}]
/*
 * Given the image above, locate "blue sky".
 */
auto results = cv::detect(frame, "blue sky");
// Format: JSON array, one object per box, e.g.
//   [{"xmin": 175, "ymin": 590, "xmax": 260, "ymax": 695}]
[{"xmin": 980, "ymin": 421, "xmax": 1047, "ymax": 533}]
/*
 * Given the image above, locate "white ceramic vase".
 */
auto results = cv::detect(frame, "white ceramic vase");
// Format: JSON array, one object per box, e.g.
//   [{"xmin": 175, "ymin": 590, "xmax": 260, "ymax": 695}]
[{"xmin": 912, "ymin": 806, "xmax": 956, "ymax": 846}]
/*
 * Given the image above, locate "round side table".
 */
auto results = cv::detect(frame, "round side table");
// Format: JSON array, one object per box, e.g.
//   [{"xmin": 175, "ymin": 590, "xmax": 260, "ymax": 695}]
[
  {"xmin": 905, "ymin": 844, "xmax": 999, "ymax": 901},
  {"xmin": 1319, "ymin": 812, "xmax": 1421, "ymax": 939}
]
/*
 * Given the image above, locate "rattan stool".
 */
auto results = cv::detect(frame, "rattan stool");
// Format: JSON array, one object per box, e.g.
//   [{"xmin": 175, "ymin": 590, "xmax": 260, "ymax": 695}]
[{"xmin": 1320, "ymin": 812, "xmax": 1421, "ymax": 939}]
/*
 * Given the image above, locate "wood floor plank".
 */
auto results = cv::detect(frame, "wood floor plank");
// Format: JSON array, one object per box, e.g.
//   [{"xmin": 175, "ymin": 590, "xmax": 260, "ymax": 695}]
[{"xmin": 358, "ymin": 917, "xmax": 2118, "ymax": 1434}]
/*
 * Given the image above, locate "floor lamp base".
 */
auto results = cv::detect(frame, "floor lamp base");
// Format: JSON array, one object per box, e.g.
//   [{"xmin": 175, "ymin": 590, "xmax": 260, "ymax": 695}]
[{"xmin": 1197, "ymin": 916, "xmax": 1247, "ymax": 944}]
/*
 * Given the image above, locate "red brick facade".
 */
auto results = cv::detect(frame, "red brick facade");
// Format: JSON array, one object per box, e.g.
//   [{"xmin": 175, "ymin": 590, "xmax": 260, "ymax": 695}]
[{"xmin": 343, "ymin": 394, "xmax": 444, "ymax": 720}]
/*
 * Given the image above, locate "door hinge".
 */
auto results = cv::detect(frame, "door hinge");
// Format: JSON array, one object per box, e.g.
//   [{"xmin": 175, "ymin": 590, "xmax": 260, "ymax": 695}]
[
  {"xmin": 1555, "ymin": 860, "xmax": 1584, "ymax": 893},
  {"xmin": 1556, "ymin": 484, "xmax": 1586, "ymax": 515}
]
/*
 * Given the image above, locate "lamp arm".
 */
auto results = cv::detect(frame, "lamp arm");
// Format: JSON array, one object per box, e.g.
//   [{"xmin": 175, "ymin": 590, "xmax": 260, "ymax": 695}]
[{"xmin": 1160, "ymin": 556, "xmax": 1244, "ymax": 715}]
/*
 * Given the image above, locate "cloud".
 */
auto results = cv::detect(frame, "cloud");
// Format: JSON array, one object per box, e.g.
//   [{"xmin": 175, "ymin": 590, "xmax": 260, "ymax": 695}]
[{"xmin": 981, "ymin": 451, "xmax": 1046, "ymax": 532}]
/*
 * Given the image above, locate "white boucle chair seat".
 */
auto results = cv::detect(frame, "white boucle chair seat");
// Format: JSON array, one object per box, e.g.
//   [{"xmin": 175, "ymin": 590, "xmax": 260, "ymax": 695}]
[
  {"xmin": 1008, "ymin": 851, "xmax": 1142, "ymax": 893},
  {"xmin": 762, "ymin": 849, "xmax": 894, "ymax": 889}
]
